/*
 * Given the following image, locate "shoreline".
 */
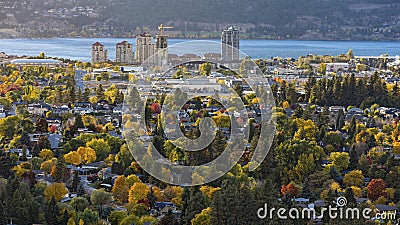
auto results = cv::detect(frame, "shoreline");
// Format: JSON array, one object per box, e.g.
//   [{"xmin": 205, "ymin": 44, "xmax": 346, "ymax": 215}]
[{"xmin": 0, "ymin": 37, "xmax": 399, "ymax": 43}]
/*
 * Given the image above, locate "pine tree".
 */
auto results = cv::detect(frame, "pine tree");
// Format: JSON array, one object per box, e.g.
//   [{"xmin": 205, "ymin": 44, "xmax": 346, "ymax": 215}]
[
  {"xmin": 75, "ymin": 115, "xmax": 84, "ymax": 128},
  {"xmin": 300, "ymin": 180, "xmax": 313, "ymax": 200},
  {"xmin": 77, "ymin": 87, "xmax": 83, "ymax": 102},
  {"xmin": 96, "ymin": 84, "xmax": 105, "ymax": 100},
  {"xmin": 345, "ymin": 187, "xmax": 356, "ymax": 206},
  {"xmin": 60, "ymin": 209, "xmax": 69, "ymax": 225},
  {"xmin": 45, "ymin": 197, "xmax": 59, "ymax": 225},
  {"xmin": 52, "ymin": 156, "xmax": 68, "ymax": 182},
  {"xmin": 210, "ymin": 130, "xmax": 227, "ymax": 159},
  {"xmin": 69, "ymin": 86, "xmax": 76, "ymax": 104},
  {"xmin": 77, "ymin": 182, "xmax": 86, "ymax": 197},
  {"xmin": 305, "ymin": 76, "xmax": 316, "ymax": 102},
  {"xmin": 83, "ymin": 88, "xmax": 90, "ymax": 102},
  {"xmin": 181, "ymin": 187, "xmax": 205, "ymax": 225},
  {"xmin": 72, "ymin": 170, "xmax": 80, "ymax": 193},
  {"xmin": 333, "ymin": 77, "xmax": 342, "ymax": 105},
  {"xmin": 349, "ymin": 145, "xmax": 358, "ymax": 170},
  {"xmin": 336, "ymin": 109, "xmax": 345, "ymax": 131},
  {"xmin": 211, "ymin": 176, "xmax": 254, "ymax": 225},
  {"xmin": 348, "ymin": 116, "xmax": 357, "ymax": 141}
]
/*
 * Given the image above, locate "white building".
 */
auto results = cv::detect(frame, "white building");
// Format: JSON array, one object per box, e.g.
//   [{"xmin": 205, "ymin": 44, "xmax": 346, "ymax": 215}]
[
  {"xmin": 326, "ymin": 63, "xmax": 350, "ymax": 72},
  {"xmin": 155, "ymin": 35, "xmax": 168, "ymax": 67},
  {"xmin": 221, "ymin": 26, "xmax": 240, "ymax": 62},
  {"xmin": 91, "ymin": 42, "xmax": 108, "ymax": 64},
  {"xmin": 115, "ymin": 41, "xmax": 134, "ymax": 64},
  {"xmin": 136, "ymin": 33, "xmax": 155, "ymax": 65}
]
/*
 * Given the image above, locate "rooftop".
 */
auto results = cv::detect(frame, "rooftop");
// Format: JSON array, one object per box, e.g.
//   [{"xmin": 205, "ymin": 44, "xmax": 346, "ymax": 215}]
[{"xmin": 92, "ymin": 42, "xmax": 104, "ymax": 46}]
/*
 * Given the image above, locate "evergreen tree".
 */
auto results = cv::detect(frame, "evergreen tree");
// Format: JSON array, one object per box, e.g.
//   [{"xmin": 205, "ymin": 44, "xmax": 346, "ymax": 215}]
[
  {"xmin": 348, "ymin": 116, "xmax": 357, "ymax": 141},
  {"xmin": 349, "ymin": 145, "xmax": 358, "ymax": 170},
  {"xmin": 75, "ymin": 115, "xmax": 85, "ymax": 128},
  {"xmin": 60, "ymin": 209, "xmax": 69, "ymax": 225},
  {"xmin": 52, "ymin": 156, "xmax": 68, "ymax": 182},
  {"xmin": 20, "ymin": 131, "xmax": 31, "ymax": 146},
  {"xmin": 77, "ymin": 87, "xmax": 83, "ymax": 102},
  {"xmin": 305, "ymin": 76, "xmax": 316, "ymax": 103},
  {"xmin": 83, "ymin": 88, "xmax": 90, "ymax": 102},
  {"xmin": 77, "ymin": 182, "xmax": 86, "ymax": 197},
  {"xmin": 211, "ymin": 176, "xmax": 254, "ymax": 225},
  {"xmin": 181, "ymin": 187, "xmax": 206, "ymax": 225},
  {"xmin": 96, "ymin": 84, "xmax": 105, "ymax": 100},
  {"xmin": 344, "ymin": 187, "xmax": 356, "ymax": 206},
  {"xmin": 300, "ymin": 180, "xmax": 313, "ymax": 200},
  {"xmin": 210, "ymin": 130, "xmax": 227, "ymax": 159},
  {"xmin": 333, "ymin": 77, "xmax": 342, "ymax": 105},
  {"xmin": 336, "ymin": 109, "xmax": 345, "ymax": 131},
  {"xmin": 72, "ymin": 170, "xmax": 80, "ymax": 193},
  {"xmin": 69, "ymin": 86, "xmax": 76, "ymax": 104},
  {"xmin": 45, "ymin": 197, "xmax": 59, "ymax": 225}
]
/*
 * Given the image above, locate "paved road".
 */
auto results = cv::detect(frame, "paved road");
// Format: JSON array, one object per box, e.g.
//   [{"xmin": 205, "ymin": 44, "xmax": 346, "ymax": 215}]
[{"xmin": 75, "ymin": 69, "xmax": 86, "ymax": 90}]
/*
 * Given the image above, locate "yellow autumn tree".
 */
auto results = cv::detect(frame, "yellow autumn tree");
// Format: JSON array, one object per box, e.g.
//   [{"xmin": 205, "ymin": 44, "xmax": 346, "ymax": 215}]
[
  {"xmin": 151, "ymin": 186, "xmax": 162, "ymax": 202},
  {"xmin": 41, "ymin": 159, "xmax": 56, "ymax": 175},
  {"xmin": 39, "ymin": 149, "xmax": 54, "ymax": 161},
  {"xmin": 343, "ymin": 170, "xmax": 365, "ymax": 187},
  {"xmin": 128, "ymin": 182, "xmax": 149, "ymax": 204},
  {"xmin": 112, "ymin": 175, "xmax": 129, "ymax": 204},
  {"xmin": 77, "ymin": 146, "xmax": 96, "ymax": 164},
  {"xmin": 64, "ymin": 151, "xmax": 82, "ymax": 166},
  {"xmin": 200, "ymin": 186, "xmax": 221, "ymax": 199},
  {"xmin": 126, "ymin": 174, "xmax": 141, "ymax": 188},
  {"xmin": 44, "ymin": 182, "xmax": 69, "ymax": 201},
  {"xmin": 351, "ymin": 186, "xmax": 362, "ymax": 198}
]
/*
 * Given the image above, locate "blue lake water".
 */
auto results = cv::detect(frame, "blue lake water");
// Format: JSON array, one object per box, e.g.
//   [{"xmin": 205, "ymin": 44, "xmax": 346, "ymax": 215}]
[{"xmin": 0, "ymin": 38, "xmax": 399, "ymax": 62}]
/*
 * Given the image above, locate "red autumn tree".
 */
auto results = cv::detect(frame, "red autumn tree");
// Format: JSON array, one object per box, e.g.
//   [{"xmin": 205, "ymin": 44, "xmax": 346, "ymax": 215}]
[
  {"xmin": 367, "ymin": 179, "xmax": 386, "ymax": 201},
  {"xmin": 281, "ymin": 183, "xmax": 300, "ymax": 197},
  {"xmin": 151, "ymin": 102, "xmax": 161, "ymax": 114},
  {"xmin": 49, "ymin": 125, "xmax": 57, "ymax": 133}
]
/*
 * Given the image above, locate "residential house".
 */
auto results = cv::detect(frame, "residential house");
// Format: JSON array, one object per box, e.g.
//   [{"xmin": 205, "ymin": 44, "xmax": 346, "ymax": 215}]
[
  {"xmin": 94, "ymin": 100, "xmax": 113, "ymax": 113},
  {"xmin": 74, "ymin": 102, "xmax": 93, "ymax": 115},
  {"xmin": 28, "ymin": 103, "xmax": 51, "ymax": 116},
  {"xmin": 52, "ymin": 105, "xmax": 72, "ymax": 117}
]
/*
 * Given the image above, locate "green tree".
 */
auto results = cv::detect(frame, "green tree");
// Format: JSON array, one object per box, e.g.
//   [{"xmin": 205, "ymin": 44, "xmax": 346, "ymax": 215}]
[
  {"xmin": 96, "ymin": 84, "xmax": 105, "ymax": 100},
  {"xmin": 77, "ymin": 208, "xmax": 99, "ymax": 225},
  {"xmin": 86, "ymin": 138, "xmax": 111, "ymax": 161},
  {"xmin": 328, "ymin": 152, "xmax": 350, "ymax": 172},
  {"xmin": 75, "ymin": 115, "xmax": 85, "ymax": 128},
  {"xmin": 45, "ymin": 197, "xmax": 59, "ymax": 225},
  {"xmin": 70, "ymin": 197, "xmax": 89, "ymax": 212},
  {"xmin": 199, "ymin": 62, "xmax": 212, "ymax": 76},
  {"xmin": 51, "ymin": 156, "xmax": 69, "ymax": 182},
  {"xmin": 182, "ymin": 187, "xmax": 206, "ymax": 225},
  {"xmin": 108, "ymin": 211, "xmax": 127, "ymax": 225},
  {"xmin": 91, "ymin": 189, "xmax": 112, "ymax": 211},
  {"xmin": 343, "ymin": 170, "xmax": 364, "ymax": 187}
]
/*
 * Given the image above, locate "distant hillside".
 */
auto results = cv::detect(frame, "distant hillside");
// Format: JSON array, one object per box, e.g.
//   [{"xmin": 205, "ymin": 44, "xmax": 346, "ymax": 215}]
[{"xmin": 0, "ymin": 0, "xmax": 399, "ymax": 40}]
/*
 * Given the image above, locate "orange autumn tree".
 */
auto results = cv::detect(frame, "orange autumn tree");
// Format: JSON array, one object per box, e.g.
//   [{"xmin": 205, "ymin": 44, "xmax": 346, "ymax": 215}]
[
  {"xmin": 281, "ymin": 183, "xmax": 300, "ymax": 198},
  {"xmin": 367, "ymin": 179, "xmax": 386, "ymax": 201}
]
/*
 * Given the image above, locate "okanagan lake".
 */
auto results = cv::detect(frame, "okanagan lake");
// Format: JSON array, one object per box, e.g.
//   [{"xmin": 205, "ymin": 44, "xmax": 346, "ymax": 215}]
[{"xmin": 0, "ymin": 38, "xmax": 399, "ymax": 62}]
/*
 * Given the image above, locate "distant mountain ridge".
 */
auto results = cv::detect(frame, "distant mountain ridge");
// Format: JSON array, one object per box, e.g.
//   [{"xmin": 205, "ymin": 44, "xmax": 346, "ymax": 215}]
[{"xmin": 0, "ymin": 0, "xmax": 399, "ymax": 40}]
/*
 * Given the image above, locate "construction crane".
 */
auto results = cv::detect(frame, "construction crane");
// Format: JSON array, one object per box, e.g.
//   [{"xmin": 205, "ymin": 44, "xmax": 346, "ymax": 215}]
[{"xmin": 158, "ymin": 24, "xmax": 174, "ymax": 36}]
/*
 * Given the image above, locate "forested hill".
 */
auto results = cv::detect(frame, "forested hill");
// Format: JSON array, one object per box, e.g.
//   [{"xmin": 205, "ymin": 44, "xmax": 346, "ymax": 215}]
[{"xmin": 1, "ymin": 0, "xmax": 399, "ymax": 40}]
